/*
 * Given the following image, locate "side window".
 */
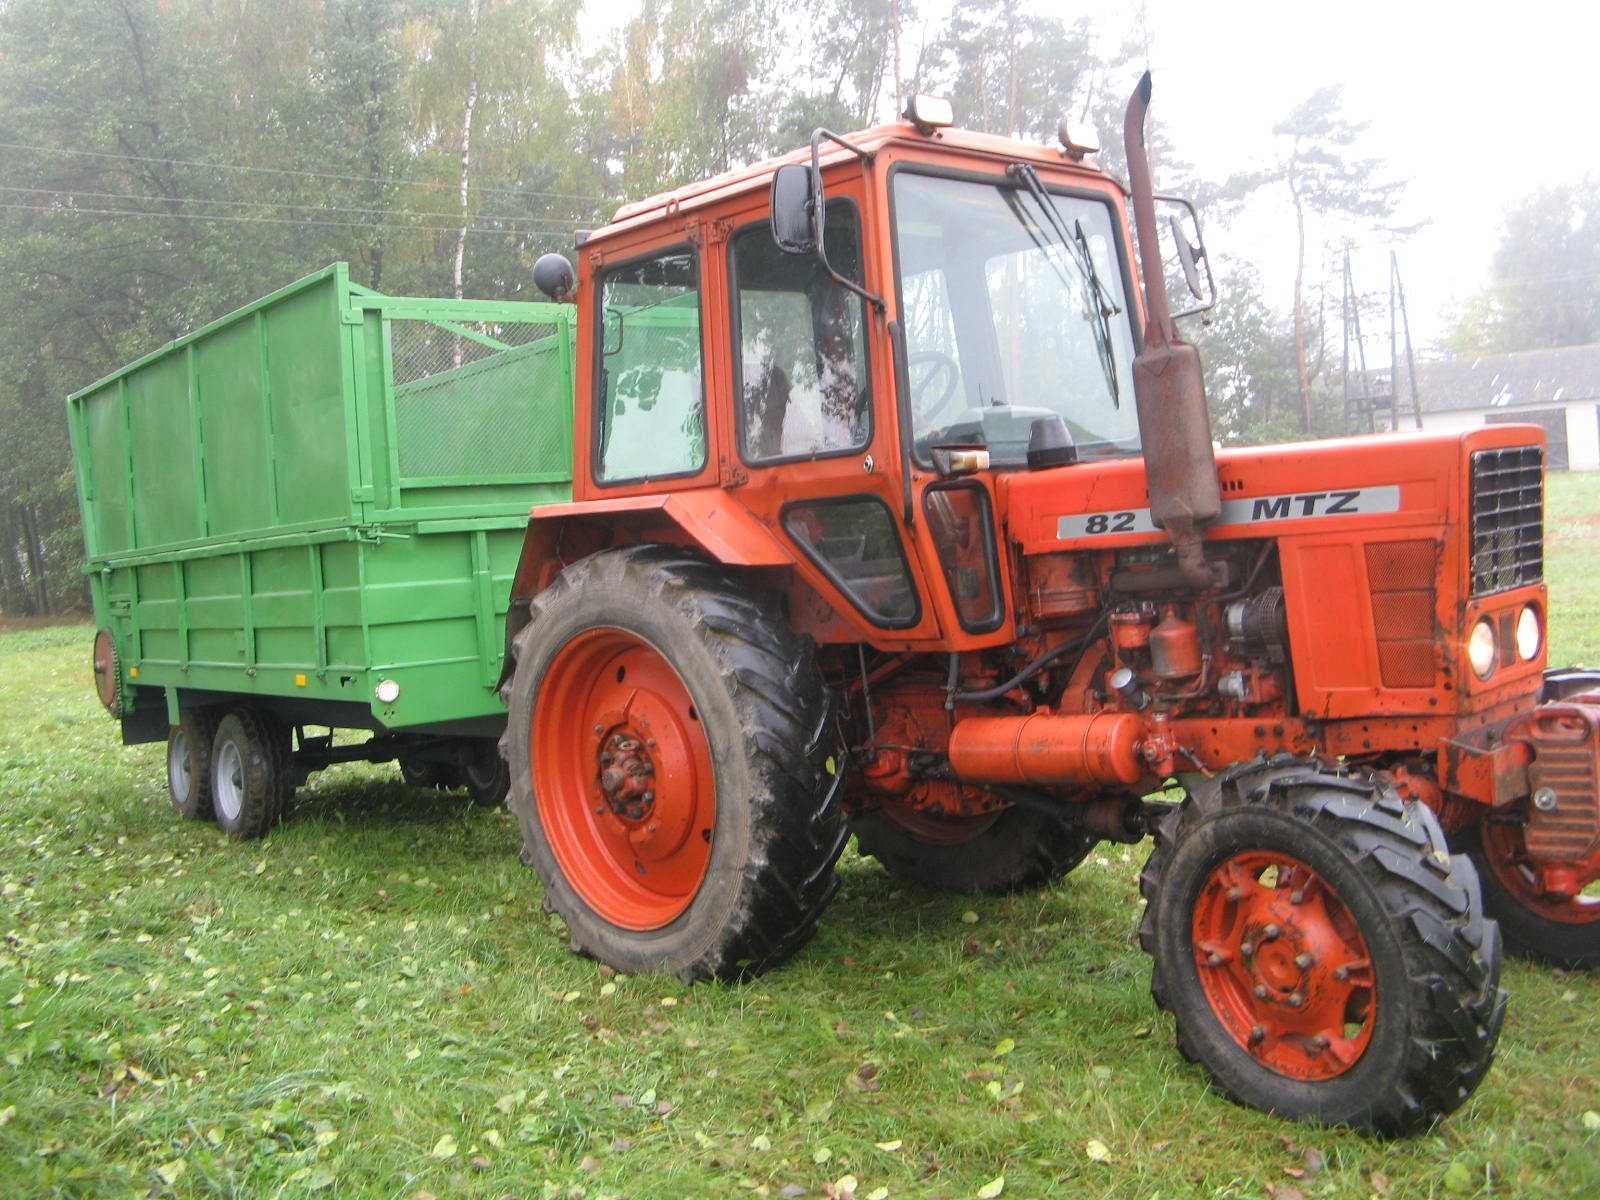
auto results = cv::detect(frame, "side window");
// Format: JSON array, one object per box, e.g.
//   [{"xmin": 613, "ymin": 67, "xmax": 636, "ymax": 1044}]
[
  {"xmin": 783, "ymin": 497, "xmax": 918, "ymax": 627},
  {"xmin": 923, "ymin": 484, "xmax": 1003, "ymax": 632},
  {"xmin": 733, "ymin": 204, "xmax": 870, "ymax": 462},
  {"xmin": 595, "ymin": 249, "xmax": 704, "ymax": 483}
]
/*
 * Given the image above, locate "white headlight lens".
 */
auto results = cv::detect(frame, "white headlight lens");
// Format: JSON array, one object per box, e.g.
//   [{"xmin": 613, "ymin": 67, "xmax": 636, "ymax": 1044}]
[
  {"xmin": 375, "ymin": 678, "xmax": 401, "ymax": 704},
  {"xmin": 1516, "ymin": 605, "xmax": 1541, "ymax": 661},
  {"xmin": 905, "ymin": 94, "xmax": 954, "ymax": 129},
  {"xmin": 1468, "ymin": 619, "xmax": 1497, "ymax": 679}
]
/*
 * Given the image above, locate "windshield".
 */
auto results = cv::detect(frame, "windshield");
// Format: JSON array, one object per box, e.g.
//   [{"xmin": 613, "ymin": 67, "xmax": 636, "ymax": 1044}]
[{"xmin": 892, "ymin": 170, "xmax": 1140, "ymax": 466}]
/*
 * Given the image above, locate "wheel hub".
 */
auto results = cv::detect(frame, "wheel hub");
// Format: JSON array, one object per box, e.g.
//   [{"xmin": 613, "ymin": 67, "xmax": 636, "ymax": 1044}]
[
  {"xmin": 598, "ymin": 730, "xmax": 657, "ymax": 822},
  {"xmin": 1192, "ymin": 850, "xmax": 1375, "ymax": 1080}
]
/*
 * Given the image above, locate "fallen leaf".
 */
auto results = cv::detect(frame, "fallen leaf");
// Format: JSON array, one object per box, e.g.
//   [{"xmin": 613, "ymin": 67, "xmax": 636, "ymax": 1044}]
[
  {"xmin": 483, "ymin": 1129, "xmax": 503, "ymax": 1149},
  {"xmin": 154, "ymin": 1159, "xmax": 186, "ymax": 1185},
  {"xmin": 833, "ymin": 1174, "xmax": 858, "ymax": 1198},
  {"xmin": 976, "ymin": 1175, "xmax": 1005, "ymax": 1198},
  {"xmin": 875, "ymin": 1139, "xmax": 903, "ymax": 1152},
  {"xmin": 751, "ymin": 1134, "xmax": 772, "ymax": 1152},
  {"xmin": 814, "ymin": 1146, "xmax": 834, "ymax": 1164},
  {"xmin": 1583, "ymin": 1111, "xmax": 1600, "ymax": 1132},
  {"xmin": 991, "ymin": 1038, "xmax": 1015, "ymax": 1057},
  {"xmin": 1370, "ymin": 1169, "xmax": 1392, "ymax": 1196},
  {"xmin": 581, "ymin": 1155, "xmax": 602, "ymax": 1172},
  {"xmin": 429, "ymin": 1134, "xmax": 457, "ymax": 1159},
  {"xmin": 961, "ymin": 911, "xmax": 980, "ymax": 925},
  {"xmin": 305, "ymin": 1169, "xmax": 336, "ymax": 1191},
  {"xmin": 1265, "ymin": 1185, "xmax": 1304, "ymax": 1200},
  {"xmin": 469, "ymin": 1156, "xmax": 491, "ymax": 1170},
  {"xmin": 780, "ymin": 1187, "xmax": 806, "ymax": 1199},
  {"xmin": 0, "ymin": 1107, "xmax": 13, "ymax": 1127},
  {"xmin": 694, "ymin": 1131, "xmax": 715, "ymax": 1150},
  {"xmin": 805, "ymin": 1097, "xmax": 835, "ymax": 1123},
  {"xmin": 1302, "ymin": 1148, "xmax": 1325, "ymax": 1175},
  {"xmin": 867, "ymin": 1189, "xmax": 889, "ymax": 1200},
  {"xmin": 1442, "ymin": 1161, "xmax": 1475, "ymax": 1194},
  {"xmin": 1085, "ymin": 1139, "xmax": 1110, "ymax": 1162}
]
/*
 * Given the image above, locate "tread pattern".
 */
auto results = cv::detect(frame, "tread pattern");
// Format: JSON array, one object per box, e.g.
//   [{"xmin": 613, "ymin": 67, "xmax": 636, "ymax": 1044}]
[
  {"xmin": 1138, "ymin": 754, "xmax": 1506, "ymax": 1134},
  {"xmin": 1457, "ymin": 821, "xmax": 1600, "ymax": 968},
  {"xmin": 500, "ymin": 544, "xmax": 848, "ymax": 981},
  {"xmin": 168, "ymin": 707, "xmax": 222, "ymax": 820},
  {"xmin": 212, "ymin": 708, "xmax": 293, "ymax": 841}
]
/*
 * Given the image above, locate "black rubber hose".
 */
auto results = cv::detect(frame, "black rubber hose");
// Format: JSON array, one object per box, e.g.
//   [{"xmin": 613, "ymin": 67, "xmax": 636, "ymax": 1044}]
[{"xmin": 950, "ymin": 611, "xmax": 1109, "ymax": 705}]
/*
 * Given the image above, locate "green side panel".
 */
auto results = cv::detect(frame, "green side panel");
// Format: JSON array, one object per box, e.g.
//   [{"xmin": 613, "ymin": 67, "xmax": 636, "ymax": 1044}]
[
  {"xmin": 187, "ymin": 553, "xmax": 244, "ymax": 666},
  {"xmin": 252, "ymin": 544, "xmax": 315, "ymax": 667},
  {"xmin": 196, "ymin": 318, "xmax": 275, "ymax": 536},
  {"xmin": 82, "ymin": 383, "xmax": 130, "ymax": 556},
  {"xmin": 126, "ymin": 352, "xmax": 201, "ymax": 547},
  {"xmin": 392, "ymin": 331, "xmax": 571, "ymax": 482},
  {"xmin": 263, "ymin": 281, "xmax": 350, "ymax": 525}
]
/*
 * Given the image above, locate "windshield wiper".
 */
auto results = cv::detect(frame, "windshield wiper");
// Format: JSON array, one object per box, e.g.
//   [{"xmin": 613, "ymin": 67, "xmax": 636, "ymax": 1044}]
[{"xmin": 1004, "ymin": 163, "xmax": 1122, "ymax": 409}]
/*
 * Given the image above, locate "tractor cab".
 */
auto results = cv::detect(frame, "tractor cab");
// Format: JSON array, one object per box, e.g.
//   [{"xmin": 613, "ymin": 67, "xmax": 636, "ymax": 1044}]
[{"xmin": 522, "ymin": 96, "xmax": 1206, "ymax": 652}]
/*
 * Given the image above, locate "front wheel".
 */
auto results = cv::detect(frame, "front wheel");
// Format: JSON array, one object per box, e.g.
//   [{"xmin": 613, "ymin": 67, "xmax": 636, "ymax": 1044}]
[
  {"xmin": 210, "ymin": 710, "xmax": 292, "ymax": 841},
  {"xmin": 1461, "ymin": 817, "xmax": 1600, "ymax": 967},
  {"xmin": 853, "ymin": 800, "xmax": 1096, "ymax": 893},
  {"xmin": 501, "ymin": 545, "xmax": 847, "ymax": 981},
  {"xmin": 1139, "ymin": 758, "xmax": 1504, "ymax": 1134}
]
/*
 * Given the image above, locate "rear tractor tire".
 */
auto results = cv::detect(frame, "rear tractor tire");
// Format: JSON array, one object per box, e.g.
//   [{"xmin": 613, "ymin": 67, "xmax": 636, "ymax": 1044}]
[
  {"xmin": 167, "ymin": 708, "xmax": 221, "ymax": 820},
  {"xmin": 1139, "ymin": 757, "xmax": 1505, "ymax": 1134},
  {"xmin": 853, "ymin": 803, "xmax": 1096, "ymax": 894},
  {"xmin": 209, "ymin": 709, "xmax": 293, "ymax": 841},
  {"xmin": 501, "ymin": 545, "xmax": 847, "ymax": 982}
]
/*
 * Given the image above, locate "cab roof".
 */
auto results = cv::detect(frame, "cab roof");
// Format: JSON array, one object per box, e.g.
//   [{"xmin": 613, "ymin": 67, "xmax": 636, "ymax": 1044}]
[{"xmin": 593, "ymin": 120, "xmax": 1117, "ymax": 244}]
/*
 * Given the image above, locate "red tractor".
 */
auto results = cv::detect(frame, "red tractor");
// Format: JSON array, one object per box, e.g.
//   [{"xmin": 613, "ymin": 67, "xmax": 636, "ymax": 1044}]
[{"xmin": 498, "ymin": 77, "xmax": 1595, "ymax": 1131}]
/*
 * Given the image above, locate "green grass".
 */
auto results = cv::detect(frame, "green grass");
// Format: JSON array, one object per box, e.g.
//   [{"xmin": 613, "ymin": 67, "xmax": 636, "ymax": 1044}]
[{"xmin": 4, "ymin": 475, "xmax": 1600, "ymax": 1200}]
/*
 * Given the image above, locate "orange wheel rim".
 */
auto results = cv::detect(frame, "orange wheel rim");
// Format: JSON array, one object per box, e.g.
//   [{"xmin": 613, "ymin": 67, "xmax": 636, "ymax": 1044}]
[
  {"xmin": 532, "ymin": 628, "xmax": 715, "ymax": 930},
  {"xmin": 1481, "ymin": 819, "xmax": 1600, "ymax": 925},
  {"xmin": 1191, "ymin": 850, "xmax": 1376, "ymax": 1081}
]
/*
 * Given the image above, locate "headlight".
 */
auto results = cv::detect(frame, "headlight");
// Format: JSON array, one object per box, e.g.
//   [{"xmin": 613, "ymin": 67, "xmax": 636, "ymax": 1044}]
[
  {"xmin": 1468, "ymin": 619, "xmax": 1498, "ymax": 680},
  {"xmin": 1516, "ymin": 605, "xmax": 1542, "ymax": 661}
]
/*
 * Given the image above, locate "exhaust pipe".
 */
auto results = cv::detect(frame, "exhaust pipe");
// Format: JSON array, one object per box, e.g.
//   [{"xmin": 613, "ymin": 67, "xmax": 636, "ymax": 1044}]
[{"xmin": 1123, "ymin": 72, "xmax": 1223, "ymax": 590}]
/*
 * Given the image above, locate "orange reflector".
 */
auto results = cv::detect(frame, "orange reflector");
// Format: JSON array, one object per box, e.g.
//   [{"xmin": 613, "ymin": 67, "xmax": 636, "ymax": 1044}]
[
  {"xmin": 128, "ymin": 665, "xmax": 139, "ymax": 678},
  {"xmin": 294, "ymin": 673, "xmax": 308, "ymax": 687}
]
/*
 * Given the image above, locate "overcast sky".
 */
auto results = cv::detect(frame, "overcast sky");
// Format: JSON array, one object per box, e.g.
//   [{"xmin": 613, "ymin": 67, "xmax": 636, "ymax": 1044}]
[{"xmin": 592, "ymin": 1, "xmax": 1596, "ymax": 352}]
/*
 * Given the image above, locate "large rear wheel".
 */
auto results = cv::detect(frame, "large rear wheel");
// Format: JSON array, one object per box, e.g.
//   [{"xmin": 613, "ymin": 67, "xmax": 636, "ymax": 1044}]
[
  {"xmin": 209, "ymin": 709, "xmax": 292, "ymax": 841},
  {"xmin": 501, "ymin": 546, "xmax": 847, "ymax": 981},
  {"xmin": 1139, "ymin": 758, "xmax": 1504, "ymax": 1134},
  {"xmin": 1461, "ymin": 816, "xmax": 1600, "ymax": 967}
]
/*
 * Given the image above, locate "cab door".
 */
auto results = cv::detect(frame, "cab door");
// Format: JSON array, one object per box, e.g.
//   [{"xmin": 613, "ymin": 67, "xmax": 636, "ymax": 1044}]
[{"xmin": 715, "ymin": 176, "xmax": 942, "ymax": 645}]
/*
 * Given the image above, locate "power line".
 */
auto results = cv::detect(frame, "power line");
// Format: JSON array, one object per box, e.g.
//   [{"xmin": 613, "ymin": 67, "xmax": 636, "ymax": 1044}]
[
  {"xmin": 0, "ymin": 184, "xmax": 597, "ymax": 230},
  {"xmin": 0, "ymin": 201, "xmax": 586, "ymax": 237},
  {"xmin": 0, "ymin": 139, "xmax": 613, "ymax": 205}
]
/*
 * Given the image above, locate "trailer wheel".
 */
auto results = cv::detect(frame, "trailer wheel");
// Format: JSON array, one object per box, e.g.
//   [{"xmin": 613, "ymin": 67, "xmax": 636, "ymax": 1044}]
[
  {"xmin": 853, "ymin": 803, "xmax": 1095, "ymax": 893},
  {"xmin": 399, "ymin": 758, "xmax": 460, "ymax": 791},
  {"xmin": 462, "ymin": 742, "xmax": 510, "ymax": 808},
  {"xmin": 501, "ymin": 545, "xmax": 847, "ymax": 982},
  {"xmin": 1460, "ymin": 817, "xmax": 1600, "ymax": 967},
  {"xmin": 1138, "ymin": 757, "xmax": 1504, "ymax": 1134},
  {"xmin": 167, "ymin": 708, "xmax": 221, "ymax": 820},
  {"xmin": 210, "ymin": 710, "xmax": 291, "ymax": 841}
]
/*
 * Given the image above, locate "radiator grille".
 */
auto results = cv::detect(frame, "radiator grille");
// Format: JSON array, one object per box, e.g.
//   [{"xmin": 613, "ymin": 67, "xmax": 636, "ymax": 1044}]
[
  {"xmin": 1366, "ymin": 539, "xmax": 1438, "ymax": 688},
  {"xmin": 1470, "ymin": 446, "xmax": 1543, "ymax": 596}
]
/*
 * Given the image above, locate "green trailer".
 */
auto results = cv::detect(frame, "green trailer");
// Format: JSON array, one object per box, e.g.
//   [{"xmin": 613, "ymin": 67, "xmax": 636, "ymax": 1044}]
[{"xmin": 68, "ymin": 263, "xmax": 575, "ymax": 834}]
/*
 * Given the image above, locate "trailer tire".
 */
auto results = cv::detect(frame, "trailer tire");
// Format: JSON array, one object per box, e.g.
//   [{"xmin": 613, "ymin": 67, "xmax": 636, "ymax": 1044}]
[
  {"xmin": 853, "ymin": 805, "xmax": 1095, "ymax": 893},
  {"xmin": 462, "ymin": 741, "xmax": 510, "ymax": 808},
  {"xmin": 167, "ymin": 708, "xmax": 221, "ymax": 820},
  {"xmin": 500, "ymin": 544, "xmax": 847, "ymax": 982},
  {"xmin": 1138, "ymin": 757, "xmax": 1505, "ymax": 1134},
  {"xmin": 399, "ymin": 758, "xmax": 458, "ymax": 791},
  {"xmin": 209, "ymin": 709, "xmax": 291, "ymax": 841}
]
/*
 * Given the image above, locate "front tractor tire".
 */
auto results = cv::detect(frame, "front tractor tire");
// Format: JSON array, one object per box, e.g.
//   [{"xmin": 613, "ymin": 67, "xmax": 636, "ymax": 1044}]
[
  {"xmin": 1139, "ymin": 758, "xmax": 1505, "ymax": 1134},
  {"xmin": 853, "ymin": 804, "xmax": 1096, "ymax": 894},
  {"xmin": 500, "ymin": 546, "xmax": 848, "ymax": 982}
]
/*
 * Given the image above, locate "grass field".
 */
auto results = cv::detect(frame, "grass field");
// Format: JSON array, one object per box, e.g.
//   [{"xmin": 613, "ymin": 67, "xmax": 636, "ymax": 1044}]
[{"xmin": 3, "ymin": 474, "xmax": 1599, "ymax": 1200}]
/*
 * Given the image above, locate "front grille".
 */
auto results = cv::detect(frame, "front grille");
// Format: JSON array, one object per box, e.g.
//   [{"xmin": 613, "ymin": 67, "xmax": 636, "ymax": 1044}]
[{"xmin": 1469, "ymin": 446, "xmax": 1543, "ymax": 595}]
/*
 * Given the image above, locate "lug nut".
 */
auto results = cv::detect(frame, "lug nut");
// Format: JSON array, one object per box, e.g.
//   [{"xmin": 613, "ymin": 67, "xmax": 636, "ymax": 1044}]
[
  {"xmin": 1533, "ymin": 787, "xmax": 1559, "ymax": 813},
  {"xmin": 1294, "ymin": 952, "xmax": 1314, "ymax": 970},
  {"xmin": 1263, "ymin": 923, "xmax": 1281, "ymax": 941},
  {"xmin": 1205, "ymin": 951, "xmax": 1224, "ymax": 967},
  {"xmin": 1240, "ymin": 940, "xmax": 1256, "ymax": 958},
  {"xmin": 1333, "ymin": 965, "xmax": 1349, "ymax": 981},
  {"xmin": 1307, "ymin": 1034, "xmax": 1329, "ymax": 1053},
  {"xmin": 1287, "ymin": 991, "xmax": 1304, "ymax": 1008},
  {"xmin": 1290, "ymin": 889, "xmax": 1306, "ymax": 904},
  {"xmin": 1254, "ymin": 984, "xmax": 1269, "ymax": 1000},
  {"xmin": 1248, "ymin": 1025, "xmax": 1266, "ymax": 1047},
  {"xmin": 1227, "ymin": 886, "xmax": 1244, "ymax": 902}
]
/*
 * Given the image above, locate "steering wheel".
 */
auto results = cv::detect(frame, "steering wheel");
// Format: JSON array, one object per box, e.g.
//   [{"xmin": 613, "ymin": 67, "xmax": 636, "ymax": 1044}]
[{"xmin": 907, "ymin": 350, "xmax": 961, "ymax": 425}]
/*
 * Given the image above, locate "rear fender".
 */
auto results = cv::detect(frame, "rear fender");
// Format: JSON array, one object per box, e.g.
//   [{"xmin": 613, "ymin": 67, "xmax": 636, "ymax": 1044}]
[{"xmin": 499, "ymin": 492, "xmax": 796, "ymax": 689}]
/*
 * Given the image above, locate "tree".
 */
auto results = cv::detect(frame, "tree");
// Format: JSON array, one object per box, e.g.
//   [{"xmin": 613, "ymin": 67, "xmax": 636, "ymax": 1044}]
[
  {"xmin": 1230, "ymin": 87, "xmax": 1403, "ymax": 432},
  {"xmin": 1190, "ymin": 265, "xmax": 1304, "ymax": 447},
  {"xmin": 1446, "ymin": 177, "xmax": 1600, "ymax": 355}
]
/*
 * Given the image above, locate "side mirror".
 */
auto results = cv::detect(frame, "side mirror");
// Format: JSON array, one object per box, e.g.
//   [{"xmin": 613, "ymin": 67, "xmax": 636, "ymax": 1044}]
[
  {"xmin": 533, "ymin": 252, "xmax": 577, "ymax": 302},
  {"xmin": 1155, "ymin": 195, "xmax": 1216, "ymax": 318},
  {"xmin": 770, "ymin": 162, "xmax": 820, "ymax": 255}
]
